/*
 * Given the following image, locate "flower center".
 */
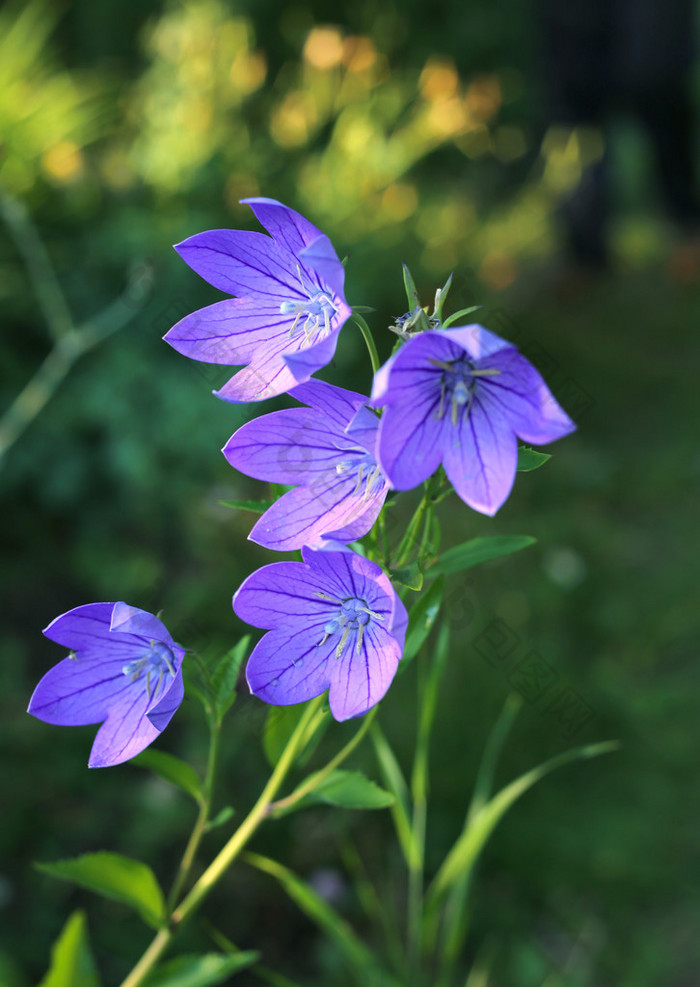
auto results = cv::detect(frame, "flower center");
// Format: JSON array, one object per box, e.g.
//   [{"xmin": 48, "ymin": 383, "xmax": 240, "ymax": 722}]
[
  {"xmin": 315, "ymin": 595, "xmax": 384, "ymax": 658},
  {"xmin": 334, "ymin": 450, "xmax": 385, "ymax": 500},
  {"xmin": 122, "ymin": 641, "xmax": 176, "ymax": 700},
  {"xmin": 280, "ymin": 289, "xmax": 338, "ymax": 344},
  {"xmin": 430, "ymin": 356, "xmax": 501, "ymax": 425}
]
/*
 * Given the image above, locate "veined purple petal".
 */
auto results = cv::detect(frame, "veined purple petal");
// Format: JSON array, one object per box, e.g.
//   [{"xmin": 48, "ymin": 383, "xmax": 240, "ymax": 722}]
[
  {"xmin": 27, "ymin": 654, "xmax": 129, "ymax": 726},
  {"xmin": 246, "ymin": 625, "xmax": 335, "ymax": 707},
  {"xmin": 88, "ymin": 692, "xmax": 160, "ymax": 768},
  {"xmin": 174, "ymin": 230, "xmax": 305, "ymax": 300},
  {"xmin": 442, "ymin": 324, "xmax": 512, "ymax": 361},
  {"xmin": 43, "ymin": 603, "xmax": 120, "ymax": 652},
  {"xmin": 284, "ymin": 330, "xmax": 342, "ymax": 386},
  {"xmin": 249, "ymin": 473, "xmax": 387, "ymax": 551},
  {"xmin": 147, "ymin": 668, "xmax": 184, "ymax": 731},
  {"xmin": 345, "ymin": 404, "xmax": 381, "ymax": 458},
  {"xmin": 370, "ymin": 332, "xmax": 462, "ymax": 408},
  {"xmin": 164, "ymin": 298, "xmax": 297, "ymax": 366},
  {"xmin": 223, "ymin": 407, "xmax": 357, "ymax": 484},
  {"xmin": 443, "ymin": 393, "xmax": 518, "ymax": 515},
  {"xmin": 110, "ymin": 603, "xmax": 176, "ymax": 649},
  {"xmin": 241, "ymin": 197, "xmax": 325, "ymax": 256},
  {"xmin": 376, "ymin": 393, "xmax": 447, "ymax": 490},
  {"xmin": 214, "ymin": 348, "xmax": 300, "ymax": 403},
  {"xmin": 323, "ymin": 490, "xmax": 387, "ymax": 545},
  {"xmin": 298, "ymin": 234, "xmax": 347, "ymax": 299},
  {"xmin": 328, "ymin": 622, "xmax": 401, "ymax": 720},
  {"xmin": 300, "ymin": 548, "xmax": 394, "ymax": 620},
  {"xmin": 289, "ymin": 379, "xmax": 365, "ymax": 430},
  {"xmin": 233, "ymin": 561, "xmax": 335, "ymax": 629},
  {"xmin": 477, "ymin": 348, "xmax": 577, "ymax": 444}
]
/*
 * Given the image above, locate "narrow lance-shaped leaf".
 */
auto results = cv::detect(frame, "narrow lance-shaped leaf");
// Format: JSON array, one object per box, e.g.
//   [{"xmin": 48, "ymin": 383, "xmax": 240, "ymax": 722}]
[
  {"xmin": 132, "ymin": 749, "xmax": 203, "ymax": 805},
  {"xmin": 143, "ymin": 952, "xmax": 260, "ymax": 987},
  {"xmin": 219, "ymin": 499, "xmax": 273, "ymax": 514},
  {"xmin": 430, "ymin": 536, "xmax": 536, "ymax": 576},
  {"xmin": 401, "ymin": 577, "xmax": 444, "ymax": 667},
  {"xmin": 303, "ymin": 770, "xmax": 395, "ymax": 810},
  {"xmin": 371, "ymin": 724, "xmax": 417, "ymax": 868},
  {"xmin": 38, "ymin": 911, "xmax": 100, "ymax": 987},
  {"xmin": 517, "ymin": 446, "xmax": 552, "ymax": 472},
  {"xmin": 36, "ymin": 852, "xmax": 165, "ymax": 929},
  {"xmin": 210, "ymin": 636, "xmax": 250, "ymax": 719}
]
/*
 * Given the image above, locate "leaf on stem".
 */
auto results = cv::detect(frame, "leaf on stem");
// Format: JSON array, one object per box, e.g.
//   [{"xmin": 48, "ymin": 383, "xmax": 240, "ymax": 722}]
[
  {"xmin": 38, "ymin": 911, "xmax": 100, "ymax": 987},
  {"xmin": 211, "ymin": 636, "xmax": 250, "ymax": 719},
  {"xmin": 401, "ymin": 577, "xmax": 444, "ymax": 669},
  {"xmin": 143, "ymin": 952, "xmax": 259, "ymax": 986},
  {"xmin": 298, "ymin": 770, "xmax": 394, "ymax": 810},
  {"xmin": 36, "ymin": 853, "xmax": 166, "ymax": 929},
  {"xmin": 263, "ymin": 702, "xmax": 327, "ymax": 769},
  {"xmin": 516, "ymin": 446, "xmax": 551, "ymax": 472},
  {"xmin": 205, "ymin": 806, "xmax": 235, "ymax": 832},
  {"xmin": 132, "ymin": 749, "xmax": 203, "ymax": 805},
  {"xmin": 430, "ymin": 536, "xmax": 535, "ymax": 576}
]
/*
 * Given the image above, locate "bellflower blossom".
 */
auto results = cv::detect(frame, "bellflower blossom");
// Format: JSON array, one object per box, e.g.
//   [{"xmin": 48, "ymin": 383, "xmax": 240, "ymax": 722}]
[
  {"xmin": 234, "ymin": 548, "xmax": 407, "ymax": 721},
  {"xmin": 28, "ymin": 603, "xmax": 185, "ymax": 768},
  {"xmin": 223, "ymin": 379, "xmax": 389, "ymax": 551},
  {"xmin": 371, "ymin": 324, "xmax": 576, "ymax": 515},
  {"xmin": 164, "ymin": 198, "xmax": 352, "ymax": 402}
]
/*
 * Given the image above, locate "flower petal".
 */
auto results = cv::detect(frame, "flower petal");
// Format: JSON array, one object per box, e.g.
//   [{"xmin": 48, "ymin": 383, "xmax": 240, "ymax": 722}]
[
  {"xmin": 345, "ymin": 404, "xmax": 381, "ymax": 458},
  {"xmin": 298, "ymin": 233, "xmax": 347, "ymax": 298},
  {"xmin": 328, "ymin": 622, "xmax": 401, "ymax": 720},
  {"xmin": 246, "ymin": 625, "xmax": 334, "ymax": 707},
  {"xmin": 110, "ymin": 603, "xmax": 177, "ymax": 649},
  {"xmin": 164, "ymin": 298, "xmax": 295, "ymax": 366},
  {"xmin": 27, "ymin": 654, "xmax": 129, "ymax": 726},
  {"xmin": 223, "ymin": 407, "xmax": 356, "ymax": 484},
  {"xmin": 442, "ymin": 324, "xmax": 512, "ymax": 360},
  {"xmin": 233, "ymin": 561, "xmax": 335, "ymax": 629},
  {"xmin": 289, "ymin": 379, "xmax": 365, "ymax": 430},
  {"xmin": 477, "ymin": 349, "xmax": 577, "ymax": 444},
  {"xmin": 300, "ymin": 548, "xmax": 395, "ymax": 620},
  {"xmin": 174, "ymin": 230, "xmax": 304, "ymax": 299},
  {"xmin": 283, "ymin": 330, "xmax": 342, "ymax": 386},
  {"xmin": 241, "ymin": 197, "xmax": 325, "ymax": 256},
  {"xmin": 88, "ymin": 690, "xmax": 160, "ymax": 768},
  {"xmin": 147, "ymin": 668, "xmax": 184, "ymax": 732},
  {"xmin": 442, "ymin": 394, "xmax": 518, "ymax": 515},
  {"xmin": 214, "ymin": 350, "xmax": 299, "ymax": 403},
  {"xmin": 377, "ymin": 395, "xmax": 447, "ymax": 491}
]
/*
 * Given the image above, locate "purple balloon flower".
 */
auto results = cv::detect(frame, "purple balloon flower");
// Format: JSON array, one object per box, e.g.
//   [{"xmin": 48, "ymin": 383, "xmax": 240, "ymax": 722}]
[
  {"xmin": 28, "ymin": 603, "xmax": 185, "ymax": 768},
  {"xmin": 223, "ymin": 379, "xmax": 389, "ymax": 551},
  {"xmin": 164, "ymin": 197, "xmax": 352, "ymax": 402},
  {"xmin": 234, "ymin": 548, "xmax": 407, "ymax": 721},
  {"xmin": 371, "ymin": 324, "xmax": 576, "ymax": 515}
]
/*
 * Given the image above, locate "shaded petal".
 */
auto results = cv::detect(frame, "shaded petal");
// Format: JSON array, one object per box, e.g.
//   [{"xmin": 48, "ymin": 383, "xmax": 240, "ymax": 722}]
[
  {"xmin": 323, "ymin": 487, "xmax": 388, "ymax": 545},
  {"xmin": 284, "ymin": 330, "xmax": 341, "ymax": 385},
  {"xmin": 233, "ymin": 561, "xmax": 335, "ymax": 629},
  {"xmin": 345, "ymin": 404, "xmax": 381, "ymax": 458},
  {"xmin": 301, "ymin": 548, "xmax": 394, "ymax": 619},
  {"xmin": 377, "ymin": 396, "xmax": 448, "ymax": 491},
  {"xmin": 174, "ymin": 230, "xmax": 304, "ymax": 299},
  {"xmin": 249, "ymin": 475, "xmax": 386, "ymax": 551},
  {"xmin": 477, "ymin": 348, "xmax": 576, "ymax": 444},
  {"xmin": 442, "ymin": 394, "xmax": 518, "ymax": 515},
  {"xmin": 88, "ymin": 690, "xmax": 159, "ymax": 768},
  {"xmin": 298, "ymin": 234, "xmax": 347, "ymax": 298},
  {"xmin": 241, "ymin": 197, "xmax": 325, "ymax": 256},
  {"xmin": 110, "ymin": 603, "xmax": 176, "ymax": 650},
  {"xmin": 27, "ymin": 654, "xmax": 129, "ymax": 726},
  {"xmin": 370, "ymin": 331, "xmax": 462, "ymax": 408},
  {"xmin": 289, "ymin": 379, "xmax": 365, "ymax": 430},
  {"xmin": 215, "ymin": 350, "xmax": 300, "ymax": 403},
  {"xmin": 442, "ymin": 324, "xmax": 512, "ymax": 360},
  {"xmin": 246, "ymin": 625, "xmax": 334, "ymax": 707},
  {"xmin": 390, "ymin": 594, "xmax": 409, "ymax": 651},
  {"xmin": 42, "ymin": 603, "xmax": 117, "ymax": 652},
  {"xmin": 147, "ymin": 668, "xmax": 184, "ymax": 732},
  {"xmin": 164, "ymin": 298, "xmax": 295, "ymax": 366},
  {"xmin": 223, "ymin": 407, "xmax": 354, "ymax": 484},
  {"xmin": 328, "ymin": 622, "xmax": 401, "ymax": 720}
]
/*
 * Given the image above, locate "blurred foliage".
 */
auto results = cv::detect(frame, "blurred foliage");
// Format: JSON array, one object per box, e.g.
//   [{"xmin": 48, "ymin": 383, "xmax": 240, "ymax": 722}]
[{"xmin": 2, "ymin": 0, "xmax": 700, "ymax": 985}]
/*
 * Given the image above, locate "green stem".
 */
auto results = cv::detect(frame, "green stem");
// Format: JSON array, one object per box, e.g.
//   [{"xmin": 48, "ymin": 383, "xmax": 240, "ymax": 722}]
[
  {"xmin": 393, "ymin": 494, "xmax": 429, "ymax": 569},
  {"xmin": 269, "ymin": 706, "xmax": 378, "ymax": 815},
  {"xmin": 351, "ymin": 312, "xmax": 381, "ymax": 375},
  {"xmin": 166, "ymin": 716, "xmax": 221, "ymax": 913},
  {"xmin": 119, "ymin": 698, "xmax": 323, "ymax": 987}
]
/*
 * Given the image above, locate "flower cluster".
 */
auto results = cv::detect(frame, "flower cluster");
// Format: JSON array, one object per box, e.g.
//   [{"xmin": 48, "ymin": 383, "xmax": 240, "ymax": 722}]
[{"xmin": 30, "ymin": 198, "xmax": 575, "ymax": 762}]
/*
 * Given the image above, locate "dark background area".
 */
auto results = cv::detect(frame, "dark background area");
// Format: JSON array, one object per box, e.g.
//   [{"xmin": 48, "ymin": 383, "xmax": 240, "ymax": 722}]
[{"xmin": 2, "ymin": 0, "xmax": 700, "ymax": 984}]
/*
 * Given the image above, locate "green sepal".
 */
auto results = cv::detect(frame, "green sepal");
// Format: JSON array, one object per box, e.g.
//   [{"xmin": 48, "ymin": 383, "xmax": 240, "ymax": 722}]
[
  {"xmin": 210, "ymin": 636, "xmax": 249, "ymax": 720},
  {"xmin": 219, "ymin": 499, "xmax": 272, "ymax": 515},
  {"xmin": 38, "ymin": 911, "xmax": 100, "ymax": 987},
  {"xmin": 400, "ymin": 577, "xmax": 444, "ymax": 669},
  {"xmin": 36, "ymin": 852, "xmax": 165, "ymax": 929},
  {"xmin": 143, "ymin": 952, "xmax": 259, "ymax": 986},
  {"xmin": 132, "ymin": 749, "xmax": 203, "ymax": 805},
  {"xmin": 517, "ymin": 446, "xmax": 552, "ymax": 471},
  {"xmin": 430, "ymin": 535, "xmax": 536, "ymax": 576}
]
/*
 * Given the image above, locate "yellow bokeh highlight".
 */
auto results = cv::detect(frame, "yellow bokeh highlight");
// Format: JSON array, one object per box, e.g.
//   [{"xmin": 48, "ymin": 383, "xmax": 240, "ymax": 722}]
[
  {"xmin": 41, "ymin": 141, "xmax": 84, "ymax": 183},
  {"xmin": 420, "ymin": 58, "xmax": 459, "ymax": 102},
  {"xmin": 381, "ymin": 183, "xmax": 418, "ymax": 222},
  {"xmin": 270, "ymin": 91, "xmax": 318, "ymax": 147},
  {"xmin": 479, "ymin": 251, "xmax": 518, "ymax": 291},
  {"xmin": 230, "ymin": 51, "xmax": 266, "ymax": 94},
  {"xmin": 464, "ymin": 75, "xmax": 501, "ymax": 123},
  {"xmin": 303, "ymin": 27, "xmax": 344, "ymax": 71},
  {"xmin": 342, "ymin": 36, "xmax": 377, "ymax": 74}
]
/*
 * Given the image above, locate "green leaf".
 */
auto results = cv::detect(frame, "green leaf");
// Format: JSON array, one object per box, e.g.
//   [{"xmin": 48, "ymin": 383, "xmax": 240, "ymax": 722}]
[
  {"xmin": 210, "ymin": 637, "xmax": 249, "ymax": 719},
  {"xmin": 426, "ymin": 740, "xmax": 619, "ymax": 909},
  {"xmin": 244, "ymin": 853, "xmax": 376, "ymax": 974},
  {"xmin": 517, "ymin": 446, "xmax": 551, "ymax": 472},
  {"xmin": 430, "ymin": 536, "xmax": 536, "ymax": 576},
  {"xmin": 144, "ymin": 952, "xmax": 259, "ymax": 986},
  {"xmin": 441, "ymin": 305, "xmax": 481, "ymax": 329},
  {"xmin": 132, "ymin": 750, "xmax": 202, "ymax": 804},
  {"xmin": 402, "ymin": 262, "xmax": 421, "ymax": 310},
  {"xmin": 371, "ymin": 725, "xmax": 416, "ymax": 868},
  {"xmin": 390, "ymin": 562, "xmax": 424, "ymax": 591},
  {"xmin": 402, "ymin": 577, "xmax": 444, "ymax": 667},
  {"xmin": 39, "ymin": 911, "xmax": 99, "ymax": 987},
  {"xmin": 219, "ymin": 499, "xmax": 272, "ymax": 514},
  {"xmin": 37, "ymin": 853, "xmax": 165, "ymax": 929},
  {"xmin": 205, "ymin": 806, "xmax": 235, "ymax": 832},
  {"xmin": 309, "ymin": 770, "xmax": 394, "ymax": 810},
  {"xmin": 262, "ymin": 703, "xmax": 327, "ymax": 769}
]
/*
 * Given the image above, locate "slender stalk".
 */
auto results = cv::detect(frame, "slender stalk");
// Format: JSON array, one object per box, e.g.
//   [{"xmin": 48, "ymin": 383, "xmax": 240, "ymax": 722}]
[
  {"xmin": 119, "ymin": 698, "xmax": 323, "ymax": 987},
  {"xmin": 166, "ymin": 716, "xmax": 221, "ymax": 913},
  {"xmin": 351, "ymin": 312, "xmax": 381, "ymax": 375},
  {"xmin": 269, "ymin": 706, "xmax": 378, "ymax": 815},
  {"xmin": 393, "ymin": 494, "xmax": 429, "ymax": 569}
]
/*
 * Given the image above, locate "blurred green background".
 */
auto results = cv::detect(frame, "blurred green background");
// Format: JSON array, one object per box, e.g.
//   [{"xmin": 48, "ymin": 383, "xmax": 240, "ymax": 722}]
[{"xmin": 2, "ymin": 0, "xmax": 700, "ymax": 984}]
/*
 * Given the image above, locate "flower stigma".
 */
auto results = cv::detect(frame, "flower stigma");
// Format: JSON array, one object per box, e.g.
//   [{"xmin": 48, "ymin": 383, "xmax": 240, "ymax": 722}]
[
  {"xmin": 315, "ymin": 596, "xmax": 384, "ymax": 657},
  {"xmin": 122, "ymin": 641, "xmax": 176, "ymax": 700},
  {"xmin": 429, "ymin": 357, "xmax": 501, "ymax": 425}
]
